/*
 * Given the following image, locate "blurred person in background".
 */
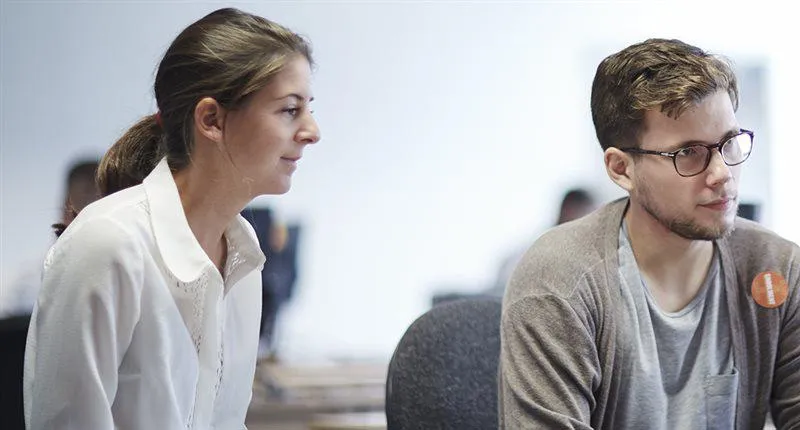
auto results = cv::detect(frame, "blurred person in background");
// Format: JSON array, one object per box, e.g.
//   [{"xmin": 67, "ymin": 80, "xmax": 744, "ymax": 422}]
[{"xmin": 241, "ymin": 206, "xmax": 299, "ymax": 361}]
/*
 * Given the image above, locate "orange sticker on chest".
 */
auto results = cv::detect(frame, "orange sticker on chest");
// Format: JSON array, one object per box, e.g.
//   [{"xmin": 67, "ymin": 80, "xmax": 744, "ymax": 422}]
[{"xmin": 751, "ymin": 271, "xmax": 788, "ymax": 309}]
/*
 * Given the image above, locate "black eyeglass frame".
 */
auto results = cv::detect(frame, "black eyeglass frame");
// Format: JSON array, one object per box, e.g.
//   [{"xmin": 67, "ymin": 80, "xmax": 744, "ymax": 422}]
[{"xmin": 621, "ymin": 129, "xmax": 755, "ymax": 177}]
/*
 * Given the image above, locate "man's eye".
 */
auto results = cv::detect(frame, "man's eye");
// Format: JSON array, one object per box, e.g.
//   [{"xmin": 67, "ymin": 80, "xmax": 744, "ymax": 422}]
[{"xmin": 676, "ymin": 146, "xmax": 701, "ymax": 157}]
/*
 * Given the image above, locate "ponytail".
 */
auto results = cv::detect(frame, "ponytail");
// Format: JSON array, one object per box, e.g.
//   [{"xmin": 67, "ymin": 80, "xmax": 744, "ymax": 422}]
[{"xmin": 97, "ymin": 114, "xmax": 164, "ymax": 197}]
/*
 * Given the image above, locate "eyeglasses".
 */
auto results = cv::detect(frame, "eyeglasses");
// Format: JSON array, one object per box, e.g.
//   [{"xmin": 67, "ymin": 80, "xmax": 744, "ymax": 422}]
[{"xmin": 621, "ymin": 129, "xmax": 754, "ymax": 177}]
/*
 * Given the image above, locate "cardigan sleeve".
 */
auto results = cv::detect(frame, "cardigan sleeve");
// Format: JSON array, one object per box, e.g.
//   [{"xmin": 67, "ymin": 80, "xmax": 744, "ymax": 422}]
[
  {"xmin": 499, "ymin": 294, "xmax": 600, "ymax": 429},
  {"xmin": 770, "ymin": 258, "xmax": 800, "ymax": 429}
]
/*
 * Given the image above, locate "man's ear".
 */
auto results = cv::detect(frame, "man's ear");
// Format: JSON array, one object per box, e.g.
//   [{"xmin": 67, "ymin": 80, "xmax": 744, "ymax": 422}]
[
  {"xmin": 193, "ymin": 97, "xmax": 226, "ymax": 144},
  {"xmin": 605, "ymin": 147, "xmax": 635, "ymax": 192}
]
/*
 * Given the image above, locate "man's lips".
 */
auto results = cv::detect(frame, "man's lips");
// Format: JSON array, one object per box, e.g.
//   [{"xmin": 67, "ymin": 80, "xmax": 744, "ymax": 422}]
[{"xmin": 700, "ymin": 197, "xmax": 735, "ymax": 211}]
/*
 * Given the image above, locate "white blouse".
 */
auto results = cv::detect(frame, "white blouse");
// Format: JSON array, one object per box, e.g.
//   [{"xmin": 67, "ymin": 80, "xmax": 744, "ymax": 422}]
[{"xmin": 24, "ymin": 159, "xmax": 266, "ymax": 430}]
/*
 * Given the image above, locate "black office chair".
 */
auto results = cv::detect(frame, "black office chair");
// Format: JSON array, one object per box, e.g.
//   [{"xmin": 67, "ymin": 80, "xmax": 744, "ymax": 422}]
[
  {"xmin": 0, "ymin": 314, "xmax": 31, "ymax": 430},
  {"xmin": 386, "ymin": 297, "xmax": 502, "ymax": 430}
]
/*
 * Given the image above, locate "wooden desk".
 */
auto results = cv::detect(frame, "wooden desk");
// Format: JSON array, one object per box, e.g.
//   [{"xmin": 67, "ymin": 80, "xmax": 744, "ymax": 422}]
[
  {"xmin": 309, "ymin": 412, "xmax": 386, "ymax": 430},
  {"xmin": 247, "ymin": 361, "xmax": 387, "ymax": 428}
]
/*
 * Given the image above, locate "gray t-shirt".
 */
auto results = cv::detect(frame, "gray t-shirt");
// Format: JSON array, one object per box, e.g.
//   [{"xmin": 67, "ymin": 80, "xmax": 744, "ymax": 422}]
[{"xmin": 616, "ymin": 223, "xmax": 738, "ymax": 429}]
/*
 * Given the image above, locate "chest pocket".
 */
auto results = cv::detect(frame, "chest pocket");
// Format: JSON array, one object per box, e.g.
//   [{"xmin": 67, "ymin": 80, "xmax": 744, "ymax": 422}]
[{"xmin": 705, "ymin": 368, "xmax": 739, "ymax": 430}]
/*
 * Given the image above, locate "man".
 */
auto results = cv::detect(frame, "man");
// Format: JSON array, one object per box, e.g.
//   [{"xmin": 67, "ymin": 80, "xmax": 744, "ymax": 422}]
[{"xmin": 499, "ymin": 39, "xmax": 800, "ymax": 429}]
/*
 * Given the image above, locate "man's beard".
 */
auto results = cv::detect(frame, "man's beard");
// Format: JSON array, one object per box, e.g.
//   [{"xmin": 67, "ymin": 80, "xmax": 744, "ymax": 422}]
[{"xmin": 637, "ymin": 181, "xmax": 736, "ymax": 241}]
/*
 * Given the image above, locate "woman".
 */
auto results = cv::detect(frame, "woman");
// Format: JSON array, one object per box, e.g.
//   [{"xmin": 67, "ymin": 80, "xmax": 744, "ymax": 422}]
[{"xmin": 24, "ymin": 8, "xmax": 320, "ymax": 429}]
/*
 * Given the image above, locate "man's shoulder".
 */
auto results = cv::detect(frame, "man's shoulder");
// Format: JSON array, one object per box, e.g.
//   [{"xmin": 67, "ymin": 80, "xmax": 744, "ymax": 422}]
[
  {"xmin": 731, "ymin": 217, "xmax": 795, "ymax": 244},
  {"xmin": 506, "ymin": 201, "xmax": 622, "ymax": 303},
  {"xmin": 726, "ymin": 218, "xmax": 799, "ymax": 264},
  {"xmin": 527, "ymin": 199, "xmax": 621, "ymax": 268}
]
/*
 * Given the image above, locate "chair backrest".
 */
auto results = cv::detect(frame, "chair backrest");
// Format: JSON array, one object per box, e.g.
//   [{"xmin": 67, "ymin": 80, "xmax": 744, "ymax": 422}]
[
  {"xmin": 0, "ymin": 314, "xmax": 31, "ymax": 430},
  {"xmin": 385, "ymin": 297, "xmax": 502, "ymax": 429}
]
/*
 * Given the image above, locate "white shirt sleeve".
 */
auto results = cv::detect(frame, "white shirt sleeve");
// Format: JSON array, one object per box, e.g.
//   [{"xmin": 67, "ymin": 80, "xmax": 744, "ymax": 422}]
[{"xmin": 24, "ymin": 217, "xmax": 144, "ymax": 430}]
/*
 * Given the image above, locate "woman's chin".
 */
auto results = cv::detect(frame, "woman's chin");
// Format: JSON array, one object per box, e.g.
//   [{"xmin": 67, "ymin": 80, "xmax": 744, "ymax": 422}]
[{"xmin": 265, "ymin": 178, "xmax": 292, "ymax": 195}]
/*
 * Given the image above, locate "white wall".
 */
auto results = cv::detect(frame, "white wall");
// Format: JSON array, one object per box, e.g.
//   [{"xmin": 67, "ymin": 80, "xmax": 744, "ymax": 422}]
[{"xmin": 2, "ymin": 1, "xmax": 798, "ymax": 362}]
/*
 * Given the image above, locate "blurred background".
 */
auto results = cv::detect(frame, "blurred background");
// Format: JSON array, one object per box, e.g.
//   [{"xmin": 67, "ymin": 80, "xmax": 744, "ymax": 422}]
[{"xmin": 1, "ymin": 1, "xmax": 795, "ymax": 428}]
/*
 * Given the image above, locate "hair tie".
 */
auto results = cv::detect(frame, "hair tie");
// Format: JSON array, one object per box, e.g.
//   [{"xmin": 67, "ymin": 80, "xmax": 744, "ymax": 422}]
[{"xmin": 155, "ymin": 111, "xmax": 163, "ymax": 127}]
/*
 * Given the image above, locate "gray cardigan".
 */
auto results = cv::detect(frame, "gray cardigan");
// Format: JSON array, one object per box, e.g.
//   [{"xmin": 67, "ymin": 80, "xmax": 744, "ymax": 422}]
[{"xmin": 500, "ymin": 198, "xmax": 800, "ymax": 429}]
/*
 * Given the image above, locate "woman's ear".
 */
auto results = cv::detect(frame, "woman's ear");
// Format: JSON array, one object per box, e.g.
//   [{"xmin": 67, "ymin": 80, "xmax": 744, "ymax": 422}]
[{"xmin": 194, "ymin": 97, "xmax": 226, "ymax": 144}]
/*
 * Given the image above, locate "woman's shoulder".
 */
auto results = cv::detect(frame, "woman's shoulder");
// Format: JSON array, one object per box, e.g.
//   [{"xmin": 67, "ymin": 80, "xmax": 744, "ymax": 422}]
[{"xmin": 48, "ymin": 186, "xmax": 151, "ymax": 267}]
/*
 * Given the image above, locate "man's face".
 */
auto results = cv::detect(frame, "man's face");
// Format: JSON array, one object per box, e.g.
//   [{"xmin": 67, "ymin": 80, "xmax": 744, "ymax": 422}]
[{"xmin": 630, "ymin": 90, "xmax": 742, "ymax": 240}]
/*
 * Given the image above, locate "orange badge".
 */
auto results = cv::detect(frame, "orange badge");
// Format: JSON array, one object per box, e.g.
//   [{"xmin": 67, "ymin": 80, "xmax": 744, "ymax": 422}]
[{"xmin": 751, "ymin": 271, "xmax": 789, "ymax": 309}]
